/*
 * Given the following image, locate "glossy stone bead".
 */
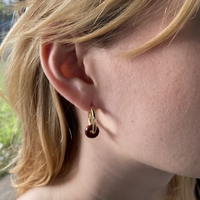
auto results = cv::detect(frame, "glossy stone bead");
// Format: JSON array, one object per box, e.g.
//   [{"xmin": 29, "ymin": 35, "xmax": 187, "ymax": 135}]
[{"xmin": 85, "ymin": 125, "xmax": 99, "ymax": 138}]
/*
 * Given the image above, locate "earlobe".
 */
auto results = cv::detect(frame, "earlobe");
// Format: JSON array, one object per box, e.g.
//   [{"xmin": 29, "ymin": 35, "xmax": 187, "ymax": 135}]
[{"xmin": 39, "ymin": 42, "xmax": 95, "ymax": 111}]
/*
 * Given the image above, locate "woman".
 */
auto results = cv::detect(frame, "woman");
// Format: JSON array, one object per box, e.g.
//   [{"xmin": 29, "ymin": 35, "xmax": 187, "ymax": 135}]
[{"xmin": 1, "ymin": 0, "xmax": 200, "ymax": 199}]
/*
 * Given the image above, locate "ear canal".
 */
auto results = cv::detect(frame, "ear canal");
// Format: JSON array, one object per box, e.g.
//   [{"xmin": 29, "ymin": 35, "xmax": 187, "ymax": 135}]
[
  {"xmin": 60, "ymin": 48, "xmax": 93, "ymax": 84},
  {"xmin": 60, "ymin": 48, "xmax": 79, "ymax": 78}
]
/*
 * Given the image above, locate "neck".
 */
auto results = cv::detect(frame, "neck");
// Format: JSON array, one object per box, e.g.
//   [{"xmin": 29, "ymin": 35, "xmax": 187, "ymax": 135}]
[
  {"xmin": 56, "ymin": 137, "xmax": 173, "ymax": 200},
  {"xmin": 52, "ymin": 111, "xmax": 173, "ymax": 200}
]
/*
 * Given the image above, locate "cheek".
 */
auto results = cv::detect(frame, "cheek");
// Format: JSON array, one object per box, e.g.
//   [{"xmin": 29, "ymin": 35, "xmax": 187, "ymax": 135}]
[{"xmin": 124, "ymin": 51, "xmax": 200, "ymax": 177}]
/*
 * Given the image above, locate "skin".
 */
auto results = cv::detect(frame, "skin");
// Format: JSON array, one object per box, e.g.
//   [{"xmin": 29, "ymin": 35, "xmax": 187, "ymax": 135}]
[{"xmin": 18, "ymin": 0, "xmax": 200, "ymax": 199}]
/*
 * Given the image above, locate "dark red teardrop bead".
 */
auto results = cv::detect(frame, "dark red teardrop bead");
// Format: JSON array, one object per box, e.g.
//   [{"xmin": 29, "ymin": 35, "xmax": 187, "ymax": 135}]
[{"xmin": 85, "ymin": 125, "xmax": 99, "ymax": 138}]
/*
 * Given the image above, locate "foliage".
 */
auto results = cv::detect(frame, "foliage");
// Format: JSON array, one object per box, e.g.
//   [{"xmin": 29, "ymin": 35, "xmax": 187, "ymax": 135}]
[{"xmin": 0, "ymin": 99, "xmax": 17, "ymax": 147}]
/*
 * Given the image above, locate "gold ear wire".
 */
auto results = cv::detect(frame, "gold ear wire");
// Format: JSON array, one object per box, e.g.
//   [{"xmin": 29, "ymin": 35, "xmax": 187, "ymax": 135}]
[{"xmin": 85, "ymin": 107, "xmax": 99, "ymax": 138}]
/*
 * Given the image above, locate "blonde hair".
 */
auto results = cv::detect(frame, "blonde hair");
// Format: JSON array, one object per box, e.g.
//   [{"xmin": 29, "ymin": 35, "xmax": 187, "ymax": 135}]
[{"xmin": 1, "ymin": 0, "xmax": 199, "ymax": 199}]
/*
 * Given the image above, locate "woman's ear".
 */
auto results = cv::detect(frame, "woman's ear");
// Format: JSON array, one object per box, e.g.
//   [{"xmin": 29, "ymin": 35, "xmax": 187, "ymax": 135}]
[{"xmin": 40, "ymin": 42, "xmax": 95, "ymax": 111}]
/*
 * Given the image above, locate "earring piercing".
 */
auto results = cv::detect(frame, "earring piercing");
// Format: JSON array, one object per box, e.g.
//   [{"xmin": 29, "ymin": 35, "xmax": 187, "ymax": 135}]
[{"xmin": 85, "ymin": 107, "xmax": 99, "ymax": 138}]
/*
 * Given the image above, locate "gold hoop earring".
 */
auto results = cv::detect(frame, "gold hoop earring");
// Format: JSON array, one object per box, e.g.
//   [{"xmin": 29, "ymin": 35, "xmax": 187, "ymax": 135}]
[{"xmin": 85, "ymin": 107, "xmax": 99, "ymax": 138}]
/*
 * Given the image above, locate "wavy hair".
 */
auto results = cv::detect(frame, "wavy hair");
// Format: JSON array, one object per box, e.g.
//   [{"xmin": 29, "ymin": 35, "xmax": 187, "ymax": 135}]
[{"xmin": 0, "ymin": 0, "xmax": 199, "ymax": 199}]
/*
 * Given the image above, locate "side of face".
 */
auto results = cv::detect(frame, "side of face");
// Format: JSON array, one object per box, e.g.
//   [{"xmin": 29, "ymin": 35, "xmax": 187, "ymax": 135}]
[{"xmin": 82, "ymin": 2, "xmax": 200, "ymax": 178}]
